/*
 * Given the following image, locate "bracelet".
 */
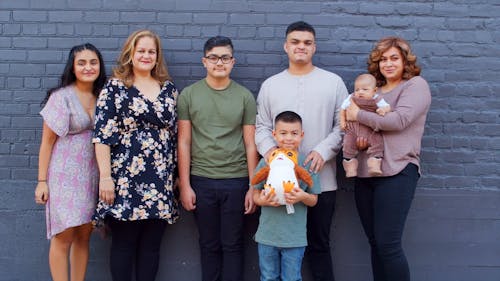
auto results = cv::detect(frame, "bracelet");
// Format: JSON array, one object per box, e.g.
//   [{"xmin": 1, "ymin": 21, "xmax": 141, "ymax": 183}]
[
  {"xmin": 38, "ymin": 180, "xmax": 47, "ymax": 182},
  {"xmin": 100, "ymin": 177, "xmax": 113, "ymax": 181}
]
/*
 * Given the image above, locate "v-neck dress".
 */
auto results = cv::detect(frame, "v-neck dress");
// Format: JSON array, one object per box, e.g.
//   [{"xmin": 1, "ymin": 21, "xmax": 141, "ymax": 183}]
[
  {"xmin": 92, "ymin": 78, "xmax": 179, "ymax": 226},
  {"xmin": 40, "ymin": 86, "xmax": 99, "ymax": 239}
]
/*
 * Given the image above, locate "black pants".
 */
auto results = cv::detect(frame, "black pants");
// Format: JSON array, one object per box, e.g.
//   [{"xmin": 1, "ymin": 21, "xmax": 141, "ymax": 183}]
[
  {"xmin": 191, "ymin": 175, "xmax": 248, "ymax": 281},
  {"xmin": 108, "ymin": 218, "xmax": 167, "ymax": 281},
  {"xmin": 354, "ymin": 163, "xmax": 418, "ymax": 281},
  {"xmin": 305, "ymin": 190, "xmax": 337, "ymax": 281}
]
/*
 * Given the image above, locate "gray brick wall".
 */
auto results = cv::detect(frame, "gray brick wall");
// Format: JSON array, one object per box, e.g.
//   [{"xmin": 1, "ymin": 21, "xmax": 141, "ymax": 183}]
[{"xmin": 1, "ymin": 1, "xmax": 499, "ymax": 280}]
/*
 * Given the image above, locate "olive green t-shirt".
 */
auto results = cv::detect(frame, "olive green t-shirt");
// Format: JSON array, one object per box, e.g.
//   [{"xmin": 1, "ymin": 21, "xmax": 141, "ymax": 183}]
[{"xmin": 177, "ymin": 79, "xmax": 256, "ymax": 179}]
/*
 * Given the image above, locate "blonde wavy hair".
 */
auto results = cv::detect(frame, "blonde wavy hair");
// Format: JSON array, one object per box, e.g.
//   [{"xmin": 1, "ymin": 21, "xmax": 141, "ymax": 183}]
[
  {"xmin": 113, "ymin": 29, "xmax": 171, "ymax": 87},
  {"xmin": 367, "ymin": 36, "xmax": 421, "ymax": 87}
]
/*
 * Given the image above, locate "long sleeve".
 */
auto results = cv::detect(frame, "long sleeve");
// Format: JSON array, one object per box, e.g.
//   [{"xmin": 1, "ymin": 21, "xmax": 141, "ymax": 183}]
[
  {"xmin": 357, "ymin": 76, "xmax": 431, "ymax": 132},
  {"xmin": 312, "ymin": 80, "xmax": 348, "ymax": 162},
  {"xmin": 255, "ymin": 80, "xmax": 277, "ymax": 156}
]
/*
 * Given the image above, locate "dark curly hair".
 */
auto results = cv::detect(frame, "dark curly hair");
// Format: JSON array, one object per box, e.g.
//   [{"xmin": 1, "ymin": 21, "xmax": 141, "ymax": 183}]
[{"xmin": 367, "ymin": 37, "xmax": 421, "ymax": 87}]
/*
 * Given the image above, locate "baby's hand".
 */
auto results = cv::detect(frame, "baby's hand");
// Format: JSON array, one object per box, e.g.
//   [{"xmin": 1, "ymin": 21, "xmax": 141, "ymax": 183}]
[{"xmin": 376, "ymin": 105, "xmax": 391, "ymax": 116}]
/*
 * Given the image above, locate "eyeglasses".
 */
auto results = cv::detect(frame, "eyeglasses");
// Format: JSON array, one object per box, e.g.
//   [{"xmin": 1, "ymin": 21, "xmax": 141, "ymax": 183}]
[{"xmin": 204, "ymin": 55, "xmax": 233, "ymax": 64}]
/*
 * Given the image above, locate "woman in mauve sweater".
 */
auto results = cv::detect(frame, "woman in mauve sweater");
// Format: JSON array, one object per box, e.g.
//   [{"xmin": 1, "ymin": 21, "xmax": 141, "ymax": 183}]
[{"xmin": 346, "ymin": 36, "xmax": 431, "ymax": 281}]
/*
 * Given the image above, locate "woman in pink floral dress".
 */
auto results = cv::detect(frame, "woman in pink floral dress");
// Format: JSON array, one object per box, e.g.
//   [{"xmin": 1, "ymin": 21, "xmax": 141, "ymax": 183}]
[{"xmin": 35, "ymin": 43, "xmax": 106, "ymax": 281}]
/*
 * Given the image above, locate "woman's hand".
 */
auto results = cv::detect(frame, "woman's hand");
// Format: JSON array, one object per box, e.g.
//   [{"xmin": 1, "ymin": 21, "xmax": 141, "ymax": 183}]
[
  {"xmin": 99, "ymin": 178, "xmax": 115, "ymax": 205},
  {"xmin": 346, "ymin": 101, "xmax": 360, "ymax": 121},
  {"xmin": 356, "ymin": 137, "xmax": 369, "ymax": 151},
  {"xmin": 34, "ymin": 182, "xmax": 49, "ymax": 204}
]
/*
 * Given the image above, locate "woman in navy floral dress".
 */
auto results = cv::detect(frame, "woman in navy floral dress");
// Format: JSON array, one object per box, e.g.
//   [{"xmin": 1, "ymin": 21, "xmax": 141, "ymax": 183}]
[{"xmin": 92, "ymin": 30, "xmax": 178, "ymax": 281}]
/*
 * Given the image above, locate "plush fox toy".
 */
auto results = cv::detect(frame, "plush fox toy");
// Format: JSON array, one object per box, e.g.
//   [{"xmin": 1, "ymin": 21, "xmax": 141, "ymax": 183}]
[{"xmin": 251, "ymin": 148, "xmax": 313, "ymax": 214}]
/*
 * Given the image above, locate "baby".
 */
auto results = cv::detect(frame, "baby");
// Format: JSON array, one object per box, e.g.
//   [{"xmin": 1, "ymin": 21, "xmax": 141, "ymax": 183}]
[{"xmin": 340, "ymin": 73, "xmax": 391, "ymax": 177}]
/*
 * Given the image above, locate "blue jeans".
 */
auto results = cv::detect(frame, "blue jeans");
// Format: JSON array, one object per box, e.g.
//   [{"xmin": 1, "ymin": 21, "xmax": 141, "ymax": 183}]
[
  {"xmin": 191, "ymin": 175, "xmax": 249, "ymax": 281},
  {"xmin": 258, "ymin": 243, "xmax": 305, "ymax": 281}
]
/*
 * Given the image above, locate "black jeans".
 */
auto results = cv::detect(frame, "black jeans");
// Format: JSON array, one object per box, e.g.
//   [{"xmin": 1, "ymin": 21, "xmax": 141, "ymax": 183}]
[
  {"xmin": 305, "ymin": 190, "xmax": 337, "ymax": 281},
  {"xmin": 108, "ymin": 218, "xmax": 167, "ymax": 281},
  {"xmin": 191, "ymin": 175, "xmax": 248, "ymax": 281},
  {"xmin": 354, "ymin": 163, "xmax": 418, "ymax": 281}
]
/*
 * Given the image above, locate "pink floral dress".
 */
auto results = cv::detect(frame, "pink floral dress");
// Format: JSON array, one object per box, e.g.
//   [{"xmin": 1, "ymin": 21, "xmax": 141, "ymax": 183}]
[{"xmin": 40, "ymin": 86, "xmax": 99, "ymax": 239}]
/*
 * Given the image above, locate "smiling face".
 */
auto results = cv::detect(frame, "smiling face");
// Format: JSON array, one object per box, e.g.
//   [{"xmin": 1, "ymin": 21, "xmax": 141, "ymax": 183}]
[
  {"xmin": 202, "ymin": 45, "xmax": 234, "ymax": 80},
  {"xmin": 132, "ymin": 36, "xmax": 157, "ymax": 75},
  {"xmin": 379, "ymin": 47, "xmax": 404, "ymax": 84},
  {"xmin": 73, "ymin": 49, "xmax": 100, "ymax": 84},
  {"xmin": 272, "ymin": 120, "xmax": 304, "ymax": 151},
  {"xmin": 284, "ymin": 30, "xmax": 316, "ymax": 66}
]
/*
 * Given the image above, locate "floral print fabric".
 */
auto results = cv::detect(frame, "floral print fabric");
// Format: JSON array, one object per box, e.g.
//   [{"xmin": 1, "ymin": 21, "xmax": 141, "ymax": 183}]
[
  {"xmin": 92, "ymin": 79, "xmax": 179, "ymax": 226},
  {"xmin": 40, "ymin": 86, "xmax": 99, "ymax": 239}
]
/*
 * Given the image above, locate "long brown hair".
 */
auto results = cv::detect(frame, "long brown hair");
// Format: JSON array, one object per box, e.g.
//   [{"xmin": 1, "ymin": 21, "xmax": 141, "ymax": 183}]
[
  {"xmin": 367, "ymin": 36, "xmax": 421, "ymax": 87},
  {"xmin": 113, "ymin": 29, "xmax": 171, "ymax": 87}
]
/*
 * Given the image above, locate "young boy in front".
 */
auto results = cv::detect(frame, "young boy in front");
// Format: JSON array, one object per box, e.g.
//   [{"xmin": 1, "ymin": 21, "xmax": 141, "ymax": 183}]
[{"xmin": 253, "ymin": 111, "xmax": 321, "ymax": 281}]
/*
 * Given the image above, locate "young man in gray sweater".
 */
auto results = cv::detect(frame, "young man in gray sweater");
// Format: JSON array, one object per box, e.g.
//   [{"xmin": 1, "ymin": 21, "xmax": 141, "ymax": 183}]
[{"xmin": 255, "ymin": 21, "xmax": 348, "ymax": 281}]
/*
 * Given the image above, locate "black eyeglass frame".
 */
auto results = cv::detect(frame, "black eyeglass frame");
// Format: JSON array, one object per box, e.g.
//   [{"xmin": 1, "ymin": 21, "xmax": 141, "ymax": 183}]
[{"xmin": 204, "ymin": 55, "xmax": 234, "ymax": 64}]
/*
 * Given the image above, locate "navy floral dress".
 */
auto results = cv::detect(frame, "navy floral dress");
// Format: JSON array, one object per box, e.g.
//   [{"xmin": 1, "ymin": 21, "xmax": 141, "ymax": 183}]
[{"xmin": 92, "ymin": 78, "xmax": 179, "ymax": 226}]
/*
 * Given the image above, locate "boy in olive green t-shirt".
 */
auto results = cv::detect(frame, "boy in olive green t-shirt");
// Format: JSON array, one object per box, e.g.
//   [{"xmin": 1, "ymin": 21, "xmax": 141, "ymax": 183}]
[{"xmin": 177, "ymin": 36, "xmax": 259, "ymax": 281}]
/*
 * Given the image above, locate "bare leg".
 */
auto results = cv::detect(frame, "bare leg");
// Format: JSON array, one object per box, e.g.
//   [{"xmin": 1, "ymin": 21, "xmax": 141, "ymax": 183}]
[
  {"xmin": 49, "ymin": 228, "xmax": 76, "ymax": 281},
  {"xmin": 70, "ymin": 223, "xmax": 93, "ymax": 281}
]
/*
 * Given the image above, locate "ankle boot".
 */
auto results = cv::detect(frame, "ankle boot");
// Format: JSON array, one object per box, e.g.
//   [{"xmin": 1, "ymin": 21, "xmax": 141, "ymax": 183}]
[
  {"xmin": 343, "ymin": 158, "xmax": 358, "ymax": 178},
  {"xmin": 367, "ymin": 157, "xmax": 382, "ymax": 176}
]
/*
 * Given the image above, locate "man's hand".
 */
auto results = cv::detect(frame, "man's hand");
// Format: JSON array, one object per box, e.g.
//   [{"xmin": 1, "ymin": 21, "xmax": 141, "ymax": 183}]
[
  {"xmin": 244, "ymin": 188, "xmax": 256, "ymax": 214},
  {"xmin": 304, "ymin": 150, "xmax": 325, "ymax": 173},
  {"xmin": 179, "ymin": 184, "xmax": 197, "ymax": 211}
]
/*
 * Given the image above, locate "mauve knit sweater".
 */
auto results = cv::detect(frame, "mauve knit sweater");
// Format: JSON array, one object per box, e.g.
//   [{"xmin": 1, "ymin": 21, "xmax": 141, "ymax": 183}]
[{"xmin": 356, "ymin": 76, "xmax": 431, "ymax": 178}]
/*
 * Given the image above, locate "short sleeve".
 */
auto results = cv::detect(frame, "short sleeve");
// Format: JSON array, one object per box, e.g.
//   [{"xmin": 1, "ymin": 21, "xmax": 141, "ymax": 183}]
[
  {"xmin": 40, "ymin": 89, "xmax": 70, "ymax": 137},
  {"xmin": 92, "ymin": 80, "xmax": 123, "ymax": 146},
  {"xmin": 340, "ymin": 95, "xmax": 352, "ymax": 110},
  {"xmin": 242, "ymin": 91, "xmax": 257, "ymax": 125},
  {"xmin": 377, "ymin": 98, "xmax": 390, "ymax": 108},
  {"xmin": 177, "ymin": 89, "xmax": 190, "ymax": 121}
]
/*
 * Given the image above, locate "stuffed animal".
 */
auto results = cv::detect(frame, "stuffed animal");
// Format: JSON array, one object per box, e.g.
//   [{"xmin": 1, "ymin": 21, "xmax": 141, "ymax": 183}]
[{"xmin": 251, "ymin": 148, "xmax": 313, "ymax": 214}]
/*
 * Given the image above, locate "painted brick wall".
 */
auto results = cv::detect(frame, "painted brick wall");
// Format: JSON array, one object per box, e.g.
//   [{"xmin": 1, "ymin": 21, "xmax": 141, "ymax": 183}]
[{"xmin": 0, "ymin": 1, "xmax": 499, "ymax": 280}]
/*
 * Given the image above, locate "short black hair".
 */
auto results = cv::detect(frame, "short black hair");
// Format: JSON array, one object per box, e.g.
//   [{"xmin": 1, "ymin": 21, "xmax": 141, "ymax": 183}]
[
  {"xmin": 275, "ymin": 111, "xmax": 302, "ymax": 125},
  {"xmin": 204, "ymin": 36, "xmax": 234, "ymax": 54},
  {"xmin": 285, "ymin": 21, "xmax": 316, "ymax": 37}
]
